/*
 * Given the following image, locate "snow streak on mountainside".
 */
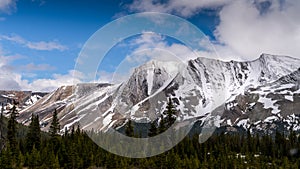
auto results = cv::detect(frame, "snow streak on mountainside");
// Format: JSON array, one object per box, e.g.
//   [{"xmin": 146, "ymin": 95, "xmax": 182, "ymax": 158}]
[
  {"xmin": 0, "ymin": 91, "xmax": 46, "ymax": 117},
  {"xmin": 215, "ymin": 67, "xmax": 300, "ymax": 133},
  {"xmin": 17, "ymin": 54, "xmax": 300, "ymax": 133}
]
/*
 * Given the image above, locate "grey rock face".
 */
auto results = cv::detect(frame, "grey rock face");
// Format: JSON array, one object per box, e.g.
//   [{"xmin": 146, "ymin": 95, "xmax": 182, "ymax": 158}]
[{"xmin": 16, "ymin": 54, "xmax": 300, "ymax": 134}]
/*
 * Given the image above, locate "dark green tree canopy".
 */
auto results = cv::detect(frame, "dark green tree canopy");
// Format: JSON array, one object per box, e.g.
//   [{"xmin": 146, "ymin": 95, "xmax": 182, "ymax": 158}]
[
  {"xmin": 49, "ymin": 109, "xmax": 60, "ymax": 138},
  {"xmin": 125, "ymin": 120, "xmax": 134, "ymax": 137},
  {"xmin": 7, "ymin": 105, "xmax": 18, "ymax": 154},
  {"xmin": 26, "ymin": 114, "xmax": 41, "ymax": 151}
]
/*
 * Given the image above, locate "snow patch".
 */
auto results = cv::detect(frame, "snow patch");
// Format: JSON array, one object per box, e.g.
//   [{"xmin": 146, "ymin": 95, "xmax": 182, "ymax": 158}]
[
  {"xmin": 285, "ymin": 95, "xmax": 293, "ymax": 101},
  {"xmin": 146, "ymin": 66, "xmax": 154, "ymax": 95},
  {"xmin": 257, "ymin": 96, "xmax": 280, "ymax": 114},
  {"xmin": 264, "ymin": 116, "xmax": 278, "ymax": 123},
  {"xmin": 236, "ymin": 119, "xmax": 249, "ymax": 128}
]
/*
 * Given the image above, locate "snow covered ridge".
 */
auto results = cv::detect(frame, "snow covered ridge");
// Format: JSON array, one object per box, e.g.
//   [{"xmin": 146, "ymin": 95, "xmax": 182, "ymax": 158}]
[
  {"xmin": 216, "ymin": 67, "xmax": 300, "ymax": 133},
  {"xmin": 0, "ymin": 90, "xmax": 47, "ymax": 116},
  {"xmin": 16, "ymin": 54, "xmax": 300, "ymax": 134}
]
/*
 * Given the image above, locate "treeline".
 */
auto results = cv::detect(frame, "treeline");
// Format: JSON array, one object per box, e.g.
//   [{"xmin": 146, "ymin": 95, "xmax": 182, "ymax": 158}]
[{"xmin": 1, "ymin": 104, "xmax": 300, "ymax": 168}]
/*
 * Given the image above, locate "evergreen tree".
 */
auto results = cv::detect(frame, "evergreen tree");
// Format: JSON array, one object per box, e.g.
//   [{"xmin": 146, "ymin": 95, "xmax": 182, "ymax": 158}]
[
  {"xmin": 0, "ymin": 145, "xmax": 12, "ymax": 168},
  {"xmin": 158, "ymin": 115, "xmax": 166, "ymax": 134},
  {"xmin": 49, "ymin": 109, "xmax": 60, "ymax": 137},
  {"xmin": 0, "ymin": 103, "xmax": 4, "ymax": 151},
  {"xmin": 7, "ymin": 105, "xmax": 18, "ymax": 155},
  {"xmin": 28, "ymin": 145, "xmax": 41, "ymax": 168},
  {"xmin": 148, "ymin": 121, "xmax": 158, "ymax": 137},
  {"xmin": 49, "ymin": 109, "xmax": 60, "ymax": 154},
  {"xmin": 164, "ymin": 98, "xmax": 176, "ymax": 128},
  {"xmin": 289, "ymin": 125, "xmax": 296, "ymax": 147},
  {"xmin": 157, "ymin": 98, "xmax": 177, "ymax": 134},
  {"xmin": 125, "ymin": 120, "xmax": 134, "ymax": 137},
  {"xmin": 26, "ymin": 114, "xmax": 41, "ymax": 151},
  {"xmin": 0, "ymin": 103, "xmax": 3, "ymax": 122}
]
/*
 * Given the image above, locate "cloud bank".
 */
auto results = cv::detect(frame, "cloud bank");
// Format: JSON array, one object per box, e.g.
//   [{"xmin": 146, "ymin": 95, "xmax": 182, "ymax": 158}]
[
  {"xmin": 128, "ymin": 0, "xmax": 300, "ymax": 60},
  {"xmin": 0, "ymin": 45, "xmax": 79, "ymax": 92},
  {"xmin": 215, "ymin": 0, "xmax": 300, "ymax": 60}
]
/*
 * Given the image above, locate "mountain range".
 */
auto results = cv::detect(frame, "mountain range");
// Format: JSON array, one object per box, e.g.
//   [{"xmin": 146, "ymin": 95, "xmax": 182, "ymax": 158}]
[{"xmin": 4, "ymin": 53, "xmax": 299, "ymax": 135}]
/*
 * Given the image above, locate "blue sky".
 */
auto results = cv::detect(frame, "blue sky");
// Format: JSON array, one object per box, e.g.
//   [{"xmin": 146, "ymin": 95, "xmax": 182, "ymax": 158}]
[
  {"xmin": 0, "ymin": 0, "xmax": 299, "ymax": 91},
  {"xmin": 0, "ymin": 0, "xmax": 126, "ymax": 80}
]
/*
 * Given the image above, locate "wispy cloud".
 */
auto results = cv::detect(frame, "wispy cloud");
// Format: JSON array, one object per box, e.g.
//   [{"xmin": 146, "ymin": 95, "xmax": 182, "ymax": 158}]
[
  {"xmin": 128, "ymin": 0, "xmax": 230, "ymax": 17},
  {"xmin": 31, "ymin": 0, "xmax": 46, "ymax": 6},
  {"xmin": 0, "ymin": 34, "xmax": 68, "ymax": 51},
  {"xmin": 0, "ymin": 0, "xmax": 16, "ymax": 14},
  {"xmin": 0, "ymin": 57, "xmax": 82, "ymax": 91},
  {"xmin": 0, "ymin": 44, "xmax": 75, "ymax": 92},
  {"xmin": 19, "ymin": 63, "xmax": 56, "ymax": 72},
  {"xmin": 26, "ymin": 41, "xmax": 68, "ymax": 51}
]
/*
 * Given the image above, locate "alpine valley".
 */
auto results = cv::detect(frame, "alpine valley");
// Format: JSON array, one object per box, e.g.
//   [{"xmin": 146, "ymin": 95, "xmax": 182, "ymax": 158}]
[{"xmin": 4, "ymin": 53, "xmax": 299, "ymax": 136}]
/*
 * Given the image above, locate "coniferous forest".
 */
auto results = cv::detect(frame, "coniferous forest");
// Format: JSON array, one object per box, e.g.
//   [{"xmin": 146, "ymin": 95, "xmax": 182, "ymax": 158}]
[{"xmin": 1, "ymin": 103, "xmax": 300, "ymax": 169}]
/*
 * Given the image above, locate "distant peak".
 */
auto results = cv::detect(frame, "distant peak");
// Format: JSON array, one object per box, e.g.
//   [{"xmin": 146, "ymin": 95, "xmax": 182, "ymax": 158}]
[
  {"xmin": 258, "ymin": 53, "xmax": 299, "ymax": 61},
  {"xmin": 259, "ymin": 53, "xmax": 277, "ymax": 59}
]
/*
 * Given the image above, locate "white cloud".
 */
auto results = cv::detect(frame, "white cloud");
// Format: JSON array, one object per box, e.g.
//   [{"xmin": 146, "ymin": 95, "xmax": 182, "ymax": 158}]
[
  {"xmin": 26, "ymin": 41, "xmax": 67, "ymax": 51},
  {"xmin": 0, "ymin": 34, "xmax": 68, "ymax": 51},
  {"xmin": 0, "ymin": 66, "xmax": 82, "ymax": 92},
  {"xmin": 0, "ymin": 45, "xmax": 80, "ymax": 92},
  {"xmin": 96, "ymin": 71, "xmax": 130, "ymax": 84},
  {"xmin": 96, "ymin": 32, "xmax": 205, "ymax": 83},
  {"xmin": 24, "ymin": 70, "xmax": 83, "ymax": 92},
  {"xmin": 127, "ymin": 32, "xmax": 199, "ymax": 62},
  {"xmin": 19, "ymin": 63, "xmax": 56, "ymax": 72},
  {"xmin": 0, "ymin": 0, "xmax": 16, "ymax": 14},
  {"xmin": 128, "ymin": 0, "xmax": 231, "ymax": 17},
  {"xmin": 127, "ymin": 0, "xmax": 300, "ymax": 61},
  {"xmin": 0, "ymin": 52, "xmax": 22, "ymax": 90},
  {"xmin": 214, "ymin": 0, "xmax": 300, "ymax": 60}
]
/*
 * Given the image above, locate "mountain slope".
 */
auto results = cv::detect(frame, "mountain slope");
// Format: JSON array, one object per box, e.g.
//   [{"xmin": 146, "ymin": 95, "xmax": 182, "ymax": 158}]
[
  {"xmin": 214, "ymin": 67, "xmax": 300, "ymax": 133},
  {"xmin": 0, "ymin": 91, "xmax": 46, "ymax": 116},
  {"xmin": 17, "ymin": 54, "xmax": 300, "ymax": 133}
]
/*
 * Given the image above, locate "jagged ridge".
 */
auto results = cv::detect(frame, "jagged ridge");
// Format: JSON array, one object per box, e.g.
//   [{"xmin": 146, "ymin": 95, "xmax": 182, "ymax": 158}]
[{"xmin": 16, "ymin": 54, "xmax": 300, "ymax": 133}]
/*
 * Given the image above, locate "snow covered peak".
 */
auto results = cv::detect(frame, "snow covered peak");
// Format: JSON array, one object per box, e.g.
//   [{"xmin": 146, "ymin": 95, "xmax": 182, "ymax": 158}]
[
  {"xmin": 254, "ymin": 54, "xmax": 300, "ymax": 82},
  {"xmin": 17, "ymin": 54, "xmax": 300, "ymax": 133},
  {"xmin": 258, "ymin": 53, "xmax": 300, "ymax": 64},
  {"xmin": 134, "ymin": 59, "xmax": 182, "ymax": 76}
]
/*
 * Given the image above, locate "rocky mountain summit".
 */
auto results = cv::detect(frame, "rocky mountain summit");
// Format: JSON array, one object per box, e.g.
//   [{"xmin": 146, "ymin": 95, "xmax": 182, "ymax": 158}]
[{"xmin": 15, "ymin": 54, "xmax": 300, "ymax": 135}]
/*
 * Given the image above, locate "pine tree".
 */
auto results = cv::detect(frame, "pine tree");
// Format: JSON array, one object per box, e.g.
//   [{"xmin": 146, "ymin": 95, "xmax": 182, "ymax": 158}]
[
  {"xmin": 0, "ymin": 145, "xmax": 12, "ymax": 168},
  {"xmin": 53, "ymin": 154, "xmax": 60, "ymax": 169},
  {"xmin": 148, "ymin": 121, "xmax": 158, "ymax": 137},
  {"xmin": 49, "ymin": 109, "xmax": 60, "ymax": 154},
  {"xmin": 26, "ymin": 114, "xmax": 41, "ymax": 151},
  {"xmin": 49, "ymin": 109, "xmax": 60, "ymax": 137},
  {"xmin": 125, "ymin": 120, "xmax": 134, "ymax": 137},
  {"xmin": 0, "ymin": 103, "xmax": 3, "ymax": 121},
  {"xmin": 0, "ymin": 103, "xmax": 5, "ymax": 151},
  {"xmin": 7, "ymin": 105, "xmax": 18, "ymax": 155},
  {"xmin": 157, "ymin": 98, "xmax": 177, "ymax": 134},
  {"xmin": 164, "ymin": 98, "xmax": 176, "ymax": 128},
  {"xmin": 28, "ymin": 145, "xmax": 41, "ymax": 168},
  {"xmin": 158, "ymin": 115, "xmax": 166, "ymax": 134},
  {"xmin": 289, "ymin": 125, "xmax": 296, "ymax": 147}
]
